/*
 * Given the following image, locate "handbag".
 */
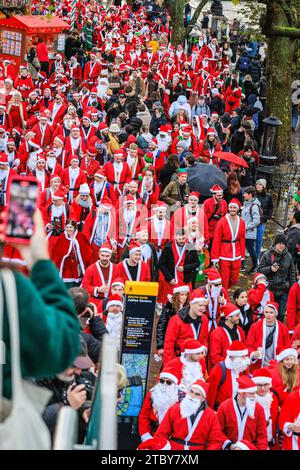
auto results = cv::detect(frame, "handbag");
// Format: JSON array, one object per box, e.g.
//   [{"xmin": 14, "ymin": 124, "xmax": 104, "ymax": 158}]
[{"xmin": 0, "ymin": 269, "xmax": 51, "ymax": 450}]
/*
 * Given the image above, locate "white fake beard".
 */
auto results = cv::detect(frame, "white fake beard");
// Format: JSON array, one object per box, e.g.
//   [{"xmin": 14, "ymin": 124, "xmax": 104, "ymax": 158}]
[
  {"xmin": 230, "ymin": 356, "xmax": 250, "ymax": 374},
  {"xmin": 181, "ymin": 358, "xmax": 203, "ymax": 390},
  {"xmin": 210, "ymin": 285, "xmax": 222, "ymax": 299},
  {"xmin": 180, "ymin": 395, "xmax": 202, "ymax": 419},
  {"xmin": 106, "ymin": 312, "xmax": 123, "ymax": 340},
  {"xmin": 246, "ymin": 397, "xmax": 256, "ymax": 419},
  {"xmin": 71, "ymin": 137, "xmax": 80, "ymax": 149},
  {"xmin": 255, "ymin": 392, "xmax": 272, "ymax": 415},
  {"xmin": 94, "ymin": 181, "xmax": 104, "ymax": 193},
  {"xmin": 70, "ymin": 167, "xmax": 79, "ymax": 178},
  {"xmin": 151, "ymin": 383, "xmax": 178, "ymax": 423},
  {"xmin": 0, "ymin": 169, "xmax": 8, "ymax": 180},
  {"xmin": 157, "ymin": 135, "xmax": 171, "ymax": 152},
  {"xmin": 124, "ymin": 208, "xmax": 136, "ymax": 224},
  {"xmin": 47, "ymin": 157, "xmax": 56, "ymax": 170}
]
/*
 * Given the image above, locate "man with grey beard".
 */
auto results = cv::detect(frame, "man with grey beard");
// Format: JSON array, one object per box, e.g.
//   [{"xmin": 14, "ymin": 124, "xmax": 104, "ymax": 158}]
[
  {"xmin": 139, "ymin": 369, "xmax": 181, "ymax": 443},
  {"xmin": 207, "ymin": 341, "xmax": 250, "ymax": 410}
]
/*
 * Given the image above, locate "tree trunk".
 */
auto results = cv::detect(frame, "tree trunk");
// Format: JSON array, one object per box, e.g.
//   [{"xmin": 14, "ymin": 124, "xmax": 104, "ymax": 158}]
[
  {"xmin": 168, "ymin": 0, "xmax": 186, "ymax": 47},
  {"xmin": 266, "ymin": 35, "xmax": 294, "ymax": 160},
  {"xmin": 186, "ymin": 0, "xmax": 210, "ymax": 33}
]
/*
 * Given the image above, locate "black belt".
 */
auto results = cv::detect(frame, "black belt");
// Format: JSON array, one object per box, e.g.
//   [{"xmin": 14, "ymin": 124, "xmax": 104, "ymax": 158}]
[
  {"xmin": 223, "ymin": 239, "xmax": 237, "ymax": 243},
  {"xmin": 150, "ymin": 420, "xmax": 158, "ymax": 433},
  {"xmin": 293, "ymin": 432, "xmax": 300, "ymax": 436},
  {"xmin": 171, "ymin": 437, "xmax": 200, "ymax": 448},
  {"xmin": 69, "ymin": 187, "xmax": 80, "ymax": 191}
]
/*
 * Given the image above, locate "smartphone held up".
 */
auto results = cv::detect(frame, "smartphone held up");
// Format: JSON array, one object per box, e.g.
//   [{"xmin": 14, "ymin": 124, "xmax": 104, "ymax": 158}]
[{"xmin": 4, "ymin": 176, "xmax": 39, "ymax": 245}]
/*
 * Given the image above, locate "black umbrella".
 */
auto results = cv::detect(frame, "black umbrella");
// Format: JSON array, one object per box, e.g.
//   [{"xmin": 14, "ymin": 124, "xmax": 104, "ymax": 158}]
[{"xmin": 187, "ymin": 162, "xmax": 227, "ymax": 198}]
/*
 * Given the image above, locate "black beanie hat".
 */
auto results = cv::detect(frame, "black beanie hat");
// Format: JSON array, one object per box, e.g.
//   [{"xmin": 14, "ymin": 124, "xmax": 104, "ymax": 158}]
[{"xmin": 274, "ymin": 233, "xmax": 287, "ymax": 245}]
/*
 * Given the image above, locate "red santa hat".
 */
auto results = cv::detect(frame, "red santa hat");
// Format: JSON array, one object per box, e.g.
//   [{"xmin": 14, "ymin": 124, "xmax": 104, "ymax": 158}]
[
  {"xmin": 149, "ymin": 138, "xmax": 158, "ymax": 147},
  {"xmin": 210, "ymin": 184, "xmax": 223, "ymax": 193},
  {"xmin": 153, "ymin": 201, "xmax": 168, "ymax": 212},
  {"xmin": 55, "ymin": 135, "xmax": 65, "ymax": 145},
  {"xmin": 70, "ymin": 155, "xmax": 79, "ymax": 163},
  {"xmin": 25, "ymin": 130, "xmax": 36, "ymax": 138},
  {"xmin": 129, "ymin": 240, "xmax": 141, "ymax": 256},
  {"xmin": 89, "ymin": 108, "xmax": 99, "ymax": 116},
  {"xmin": 159, "ymin": 125, "xmax": 169, "ymax": 135},
  {"xmin": 190, "ymin": 379, "xmax": 208, "ymax": 398},
  {"xmin": 182, "ymin": 126, "xmax": 192, "ymax": 135},
  {"xmin": 173, "ymin": 283, "xmax": 190, "ymax": 295},
  {"xmin": 113, "ymin": 149, "xmax": 124, "ymax": 158},
  {"xmin": 204, "ymin": 267, "xmax": 222, "ymax": 284},
  {"xmin": 99, "ymin": 122, "xmax": 109, "ymax": 132},
  {"xmin": 82, "ymin": 114, "xmax": 91, "ymax": 122},
  {"xmin": 160, "ymin": 367, "xmax": 180, "ymax": 385},
  {"xmin": 137, "ymin": 437, "xmax": 171, "ymax": 451},
  {"xmin": 234, "ymin": 440, "xmax": 257, "ymax": 451},
  {"xmin": 220, "ymin": 302, "xmax": 241, "ymax": 319},
  {"xmin": 211, "ymin": 112, "xmax": 219, "ymax": 119},
  {"xmin": 191, "ymin": 46, "xmax": 200, "ymax": 54},
  {"xmin": 111, "ymin": 278, "xmax": 125, "ymax": 289},
  {"xmin": 6, "ymin": 138, "xmax": 15, "ymax": 145},
  {"xmin": 39, "ymin": 112, "xmax": 48, "ymax": 120},
  {"xmin": 253, "ymin": 272, "xmax": 267, "ymax": 285},
  {"xmin": 227, "ymin": 340, "xmax": 248, "ymax": 357},
  {"xmin": 206, "ymin": 127, "xmax": 216, "ymax": 136},
  {"xmin": 276, "ymin": 348, "xmax": 298, "ymax": 362},
  {"xmin": 237, "ymin": 376, "xmax": 257, "ymax": 394},
  {"xmin": 228, "ymin": 198, "xmax": 241, "ymax": 209},
  {"xmin": 252, "ymin": 368, "xmax": 272, "ymax": 385},
  {"xmin": 12, "ymin": 127, "xmax": 22, "ymax": 135},
  {"xmin": 94, "ymin": 168, "xmax": 106, "ymax": 178},
  {"xmin": 190, "ymin": 290, "xmax": 207, "ymax": 305},
  {"xmin": 263, "ymin": 301, "xmax": 279, "ymax": 317},
  {"xmin": 106, "ymin": 294, "xmax": 123, "ymax": 310},
  {"xmin": 50, "ymin": 174, "xmax": 61, "ymax": 183},
  {"xmin": 90, "ymin": 87, "xmax": 98, "ymax": 94},
  {"xmin": 71, "ymin": 124, "xmax": 80, "ymax": 132},
  {"xmin": 0, "ymin": 153, "xmax": 9, "ymax": 165},
  {"xmin": 36, "ymin": 155, "xmax": 46, "ymax": 164},
  {"xmin": 188, "ymin": 191, "xmax": 200, "ymax": 201},
  {"xmin": 87, "ymin": 146, "xmax": 97, "ymax": 157},
  {"xmin": 124, "ymin": 195, "xmax": 136, "ymax": 206},
  {"xmin": 52, "ymin": 189, "xmax": 65, "ymax": 200},
  {"xmin": 183, "ymin": 339, "xmax": 207, "ymax": 355},
  {"xmin": 99, "ymin": 241, "xmax": 113, "ymax": 254},
  {"xmin": 0, "ymin": 104, "xmax": 6, "ymax": 111}
]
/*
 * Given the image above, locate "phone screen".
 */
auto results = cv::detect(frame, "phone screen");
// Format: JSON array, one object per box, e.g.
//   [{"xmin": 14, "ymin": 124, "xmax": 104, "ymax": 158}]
[{"xmin": 6, "ymin": 180, "xmax": 38, "ymax": 240}]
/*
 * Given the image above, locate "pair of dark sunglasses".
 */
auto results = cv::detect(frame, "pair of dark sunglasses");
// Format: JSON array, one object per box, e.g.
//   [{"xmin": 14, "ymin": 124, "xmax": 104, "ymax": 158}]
[{"xmin": 159, "ymin": 378, "xmax": 173, "ymax": 386}]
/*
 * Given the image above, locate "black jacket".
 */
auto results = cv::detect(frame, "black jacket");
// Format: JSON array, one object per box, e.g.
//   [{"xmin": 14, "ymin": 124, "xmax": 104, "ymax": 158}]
[
  {"xmin": 258, "ymin": 246, "xmax": 296, "ymax": 297},
  {"xmin": 158, "ymin": 241, "xmax": 200, "ymax": 285},
  {"xmin": 287, "ymin": 224, "xmax": 300, "ymax": 268},
  {"xmin": 248, "ymin": 60, "xmax": 261, "ymax": 83},
  {"xmin": 156, "ymin": 301, "xmax": 176, "ymax": 350},
  {"xmin": 238, "ymin": 157, "xmax": 256, "ymax": 187},
  {"xmin": 256, "ymin": 190, "xmax": 273, "ymax": 223},
  {"xmin": 208, "ymin": 96, "xmax": 225, "ymax": 116},
  {"xmin": 150, "ymin": 114, "xmax": 168, "ymax": 136}
]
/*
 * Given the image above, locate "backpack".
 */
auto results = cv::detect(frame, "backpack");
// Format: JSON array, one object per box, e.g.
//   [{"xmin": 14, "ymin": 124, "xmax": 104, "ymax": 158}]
[
  {"xmin": 219, "ymin": 361, "xmax": 227, "ymax": 387},
  {"xmin": 250, "ymin": 202, "xmax": 263, "ymax": 225},
  {"xmin": 239, "ymin": 57, "xmax": 249, "ymax": 72}
]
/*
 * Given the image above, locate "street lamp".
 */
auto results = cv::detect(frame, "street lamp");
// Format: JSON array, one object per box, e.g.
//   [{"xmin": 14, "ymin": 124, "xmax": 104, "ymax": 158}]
[{"xmin": 261, "ymin": 116, "xmax": 282, "ymax": 164}]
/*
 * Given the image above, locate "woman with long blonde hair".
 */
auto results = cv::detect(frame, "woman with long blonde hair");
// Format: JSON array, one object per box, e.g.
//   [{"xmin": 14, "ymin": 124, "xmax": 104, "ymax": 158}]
[
  {"xmin": 269, "ymin": 348, "xmax": 299, "ymax": 405},
  {"xmin": 7, "ymin": 91, "xmax": 27, "ymax": 130}
]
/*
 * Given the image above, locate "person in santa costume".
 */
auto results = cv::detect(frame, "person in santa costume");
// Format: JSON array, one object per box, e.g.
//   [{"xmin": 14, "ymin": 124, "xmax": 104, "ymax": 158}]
[
  {"xmin": 26, "ymin": 91, "xmax": 42, "ymax": 119},
  {"xmin": 217, "ymin": 375, "xmax": 268, "ymax": 450},
  {"xmin": 7, "ymin": 91, "xmax": 27, "ymax": 131},
  {"xmin": 45, "ymin": 149, "xmax": 63, "ymax": 178},
  {"xmin": 89, "ymin": 168, "xmax": 117, "ymax": 207},
  {"xmin": 252, "ymin": 367, "xmax": 280, "ymax": 449},
  {"xmin": 286, "ymin": 280, "xmax": 300, "ymax": 336},
  {"xmin": 64, "ymin": 125, "xmax": 87, "ymax": 160},
  {"xmin": 158, "ymin": 228, "xmax": 199, "ymax": 304},
  {"xmin": 207, "ymin": 341, "xmax": 250, "ymax": 411},
  {"xmin": 115, "ymin": 241, "xmax": 151, "ymax": 283},
  {"xmin": 70, "ymin": 183, "xmax": 94, "ymax": 231},
  {"xmin": 246, "ymin": 302, "xmax": 291, "ymax": 371},
  {"xmin": 103, "ymin": 148, "xmax": 132, "ymax": 198},
  {"xmin": 211, "ymin": 199, "xmax": 246, "ymax": 291},
  {"xmin": 197, "ymin": 268, "xmax": 228, "ymax": 332},
  {"xmin": 1, "ymin": 59, "xmax": 16, "ymax": 82},
  {"xmin": 39, "ymin": 174, "xmax": 63, "ymax": 209},
  {"xmin": 80, "ymin": 146, "xmax": 100, "ymax": 183},
  {"xmin": 267, "ymin": 348, "xmax": 300, "ymax": 406},
  {"xmin": 120, "ymin": 229, "xmax": 158, "ymax": 281},
  {"xmin": 139, "ymin": 368, "xmax": 182, "ymax": 443},
  {"xmin": 198, "ymin": 128, "xmax": 222, "ymax": 165},
  {"xmin": 144, "ymin": 138, "xmax": 165, "ymax": 176},
  {"xmin": 62, "ymin": 155, "xmax": 87, "ymax": 204},
  {"xmin": 48, "ymin": 93, "xmax": 67, "ymax": 126},
  {"xmin": 82, "ymin": 241, "xmax": 119, "ymax": 310},
  {"xmin": 83, "ymin": 197, "xmax": 117, "ymax": 264},
  {"xmin": 66, "ymin": 56, "xmax": 82, "ymax": 88},
  {"xmin": 163, "ymin": 291, "xmax": 209, "ymax": 366},
  {"xmin": 137, "ymin": 437, "xmax": 171, "ymax": 451},
  {"xmin": 0, "ymin": 153, "xmax": 16, "ymax": 208},
  {"xmin": 208, "ymin": 303, "xmax": 246, "ymax": 369},
  {"xmin": 51, "ymin": 219, "xmax": 92, "ymax": 288},
  {"xmin": 80, "ymin": 115, "xmax": 96, "ymax": 144},
  {"xmin": 125, "ymin": 142, "xmax": 144, "ymax": 181},
  {"xmin": 279, "ymin": 388, "xmax": 300, "ymax": 450},
  {"xmin": 14, "ymin": 65, "xmax": 34, "ymax": 100},
  {"xmin": 170, "ymin": 126, "xmax": 199, "ymax": 157},
  {"xmin": 138, "ymin": 167, "xmax": 160, "ymax": 212},
  {"xmin": 148, "ymin": 201, "xmax": 170, "ymax": 260},
  {"xmin": 105, "ymin": 294, "xmax": 123, "ymax": 352},
  {"xmin": 5, "ymin": 138, "xmax": 19, "ymax": 169},
  {"xmin": 83, "ymin": 52, "xmax": 102, "ymax": 88},
  {"xmin": 155, "ymin": 379, "xmax": 223, "ymax": 450},
  {"xmin": 167, "ymin": 339, "xmax": 208, "ymax": 393},
  {"xmin": 116, "ymin": 195, "xmax": 147, "ymax": 254},
  {"xmin": 43, "ymin": 188, "xmax": 75, "ymax": 251},
  {"xmin": 32, "ymin": 155, "xmax": 50, "ymax": 192},
  {"xmin": 248, "ymin": 272, "xmax": 275, "ymax": 321},
  {"xmin": 156, "ymin": 284, "xmax": 190, "ymax": 360},
  {"xmin": 202, "ymin": 184, "xmax": 227, "ymax": 249},
  {"xmin": 52, "ymin": 135, "xmax": 68, "ymax": 169},
  {"xmin": 171, "ymin": 191, "xmax": 209, "ymax": 245}
]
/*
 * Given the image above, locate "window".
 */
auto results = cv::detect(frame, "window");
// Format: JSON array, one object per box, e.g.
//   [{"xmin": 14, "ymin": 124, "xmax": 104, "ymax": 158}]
[{"xmin": 0, "ymin": 30, "xmax": 22, "ymax": 56}]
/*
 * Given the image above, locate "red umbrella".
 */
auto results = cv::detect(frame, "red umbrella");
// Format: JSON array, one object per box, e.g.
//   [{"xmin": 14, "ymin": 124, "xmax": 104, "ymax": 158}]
[{"xmin": 214, "ymin": 151, "xmax": 249, "ymax": 168}]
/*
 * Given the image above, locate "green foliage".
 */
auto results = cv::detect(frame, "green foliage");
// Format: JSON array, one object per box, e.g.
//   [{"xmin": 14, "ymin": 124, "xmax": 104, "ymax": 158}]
[{"xmin": 238, "ymin": 0, "xmax": 266, "ymax": 40}]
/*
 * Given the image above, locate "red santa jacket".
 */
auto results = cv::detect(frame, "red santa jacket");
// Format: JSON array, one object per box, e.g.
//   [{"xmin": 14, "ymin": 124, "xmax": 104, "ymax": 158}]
[
  {"xmin": 142, "ymin": 52, "xmax": 159, "ymax": 67},
  {"xmin": 279, "ymin": 390, "xmax": 300, "ymax": 450},
  {"xmin": 66, "ymin": 63, "xmax": 83, "ymax": 81},
  {"xmin": 286, "ymin": 282, "xmax": 300, "ymax": 334},
  {"xmin": 80, "ymin": 157, "xmax": 100, "ymax": 182},
  {"xmin": 202, "ymin": 197, "xmax": 228, "ymax": 240},
  {"xmin": 31, "ymin": 123, "xmax": 53, "ymax": 147},
  {"xmin": 80, "ymin": 125, "xmax": 96, "ymax": 145},
  {"xmin": 62, "ymin": 167, "xmax": 87, "ymax": 202},
  {"xmin": 246, "ymin": 319, "xmax": 291, "ymax": 371},
  {"xmin": 48, "ymin": 102, "xmax": 68, "ymax": 125},
  {"xmin": 82, "ymin": 261, "xmax": 119, "ymax": 309},
  {"xmin": 64, "ymin": 136, "xmax": 86, "ymax": 158},
  {"xmin": 224, "ymin": 86, "xmax": 242, "ymax": 114},
  {"xmin": 198, "ymin": 285, "xmax": 229, "ymax": 331},
  {"xmin": 208, "ymin": 325, "xmax": 246, "ymax": 368},
  {"xmin": 83, "ymin": 205, "xmax": 117, "ymax": 246},
  {"xmin": 138, "ymin": 181, "xmax": 160, "ymax": 211},
  {"xmin": 89, "ymin": 180, "xmax": 117, "ymax": 207},
  {"xmin": 248, "ymin": 284, "xmax": 275, "ymax": 321},
  {"xmin": 51, "ymin": 231, "xmax": 92, "ymax": 280},
  {"xmin": 217, "ymin": 397, "xmax": 269, "ymax": 450},
  {"xmin": 70, "ymin": 199, "xmax": 93, "ymax": 226},
  {"xmin": 83, "ymin": 61, "xmax": 102, "ymax": 84},
  {"xmin": 14, "ymin": 75, "xmax": 34, "ymax": 99},
  {"xmin": 197, "ymin": 140, "xmax": 222, "ymax": 165},
  {"xmin": 138, "ymin": 390, "xmax": 161, "ymax": 441},
  {"xmin": 163, "ymin": 311, "xmax": 209, "ymax": 366},
  {"xmin": 171, "ymin": 205, "xmax": 210, "ymax": 246},
  {"xmin": 103, "ymin": 160, "xmax": 132, "ymax": 197},
  {"xmin": 211, "ymin": 214, "xmax": 246, "ymax": 263},
  {"xmin": 267, "ymin": 360, "xmax": 300, "ymax": 406},
  {"xmin": 115, "ymin": 259, "xmax": 151, "ymax": 283},
  {"xmin": 207, "ymin": 361, "xmax": 247, "ymax": 410},
  {"xmin": 155, "ymin": 402, "xmax": 223, "ymax": 450},
  {"xmin": 171, "ymin": 135, "xmax": 199, "ymax": 157},
  {"xmin": 148, "ymin": 217, "xmax": 171, "ymax": 252},
  {"xmin": 166, "ymin": 356, "xmax": 207, "ymax": 389}
]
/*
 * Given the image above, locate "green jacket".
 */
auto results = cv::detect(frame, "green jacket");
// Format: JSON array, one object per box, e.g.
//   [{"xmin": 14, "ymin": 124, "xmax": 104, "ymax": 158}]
[
  {"xmin": 3, "ymin": 260, "xmax": 80, "ymax": 398},
  {"xmin": 161, "ymin": 180, "xmax": 190, "ymax": 207}
]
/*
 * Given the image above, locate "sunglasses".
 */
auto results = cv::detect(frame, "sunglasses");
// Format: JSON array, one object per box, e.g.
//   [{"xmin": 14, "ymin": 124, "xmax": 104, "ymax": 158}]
[{"xmin": 159, "ymin": 379, "xmax": 173, "ymax": 386}]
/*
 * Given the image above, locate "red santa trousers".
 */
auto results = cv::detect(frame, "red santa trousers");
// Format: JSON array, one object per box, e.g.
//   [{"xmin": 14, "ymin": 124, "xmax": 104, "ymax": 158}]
[{"xmin": 219, "ymin": 259, "xmax": 241, "ymax": 291}]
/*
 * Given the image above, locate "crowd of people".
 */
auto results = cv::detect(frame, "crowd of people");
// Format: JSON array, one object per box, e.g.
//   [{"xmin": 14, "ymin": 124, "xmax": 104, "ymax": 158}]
[{"xmin": 0, "ymin": 0, "xmax": 300, "ymax": 451}]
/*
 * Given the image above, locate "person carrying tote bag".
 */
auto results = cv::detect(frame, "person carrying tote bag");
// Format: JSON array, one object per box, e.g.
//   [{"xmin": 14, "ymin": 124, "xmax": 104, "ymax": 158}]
[{"xmin": 0, "ymin": 269, "xmax": 51, "ymax": 450}]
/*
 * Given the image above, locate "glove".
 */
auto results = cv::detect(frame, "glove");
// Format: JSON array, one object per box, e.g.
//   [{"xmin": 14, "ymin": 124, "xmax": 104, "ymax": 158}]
[{"xmin": 128, "ymin": 375, "xmax": 143, "ymax": 387}]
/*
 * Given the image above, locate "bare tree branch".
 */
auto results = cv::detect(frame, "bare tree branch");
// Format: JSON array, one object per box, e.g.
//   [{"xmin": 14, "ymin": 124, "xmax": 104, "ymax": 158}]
[{"xmin": 186, "ymin": 0, "xmax": 210, "ymax": 33}]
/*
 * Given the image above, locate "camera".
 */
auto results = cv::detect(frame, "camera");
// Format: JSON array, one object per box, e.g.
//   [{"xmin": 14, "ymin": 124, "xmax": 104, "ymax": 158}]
[{"xmin": 72, "ymin": 376, "xmax": 94, "ymax": 401}]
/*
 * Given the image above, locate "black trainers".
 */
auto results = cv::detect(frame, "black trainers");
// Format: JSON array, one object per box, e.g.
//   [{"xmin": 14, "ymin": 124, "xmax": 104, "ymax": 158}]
[
  {"xmin": 240, "ymin": 262, "xmax": 246, "ymax": 272},
  {"xmin": 248, "ymin": 267, "xmax": 258, "ymax": 274}
]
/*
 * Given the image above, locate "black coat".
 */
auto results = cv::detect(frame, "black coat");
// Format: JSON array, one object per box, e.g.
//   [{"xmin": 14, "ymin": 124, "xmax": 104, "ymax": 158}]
[
  {"xmin": 258, "ymin": 246, "xmax": 296, "ymax": 297},
  {"xmin": 158, "ymin": 241, "xmax": 200, "ymax": 285},
  {"xmin": 238, "ymin": 157, "xmax": 256, "ymax": 187},
  {"xmin": 156, "ymin": 301, "xmax": 176, "ymax": 350},
  {"xmin": 150, "ymin": 114, "xmax": 168, "ymax": 136},
  {"xmin": 287, "ymin": 224, "xmax": 300, "ymax": 269},
  {"xmin": 256, "ymin": 190, "xmax": 273, "ymax": 223},
  {"xmin": 208, "ymin": 96, "xmax": 225, "ymax": 116},
  {"xmin": 248, "ymin": 60, "xmax": 261, "ymax": 83}
]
